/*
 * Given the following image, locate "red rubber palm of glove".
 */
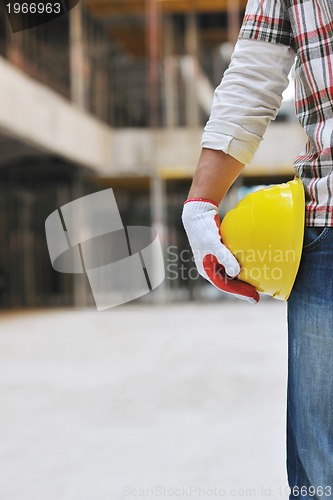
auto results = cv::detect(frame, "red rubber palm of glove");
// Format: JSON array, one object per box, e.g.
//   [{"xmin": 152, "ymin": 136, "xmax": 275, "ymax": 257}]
[{"xmin": 203, "ymin": 254, "xmax": 259, "ymax": 302}]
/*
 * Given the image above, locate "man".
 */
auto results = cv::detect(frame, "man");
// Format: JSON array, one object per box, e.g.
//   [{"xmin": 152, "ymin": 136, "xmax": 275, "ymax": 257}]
[{"xmin": 182, "ymin": 1, "xmax": 333, "ymax": 498}]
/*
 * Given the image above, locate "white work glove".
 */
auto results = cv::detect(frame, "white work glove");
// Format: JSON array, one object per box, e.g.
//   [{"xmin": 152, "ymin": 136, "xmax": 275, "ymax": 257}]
[{"xmin": 181, "ymin": 198, "xmax": 260, "ymax": 304}]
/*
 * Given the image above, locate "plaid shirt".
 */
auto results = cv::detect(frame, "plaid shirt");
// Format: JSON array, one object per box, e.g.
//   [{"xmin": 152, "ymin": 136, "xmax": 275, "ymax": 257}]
[{"xmin": 240, "ymin": 0, "xmax": 333, "ymax": 226}]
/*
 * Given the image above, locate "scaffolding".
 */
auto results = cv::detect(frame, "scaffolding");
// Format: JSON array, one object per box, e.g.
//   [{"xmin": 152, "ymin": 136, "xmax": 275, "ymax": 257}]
[{"xmin": 0, "ymin": 1, "xmax": 247, "ymax": 128}]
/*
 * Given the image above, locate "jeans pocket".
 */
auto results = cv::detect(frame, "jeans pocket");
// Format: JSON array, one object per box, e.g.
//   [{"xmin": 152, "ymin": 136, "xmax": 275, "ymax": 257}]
[{"xmin": 302, "ymin": 226, "xmax": 330, "ymax": 252}]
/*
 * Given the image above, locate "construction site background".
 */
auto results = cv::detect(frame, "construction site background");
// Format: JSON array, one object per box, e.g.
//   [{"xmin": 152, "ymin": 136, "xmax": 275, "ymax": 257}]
[{"xmin": 0, "ymin": 0, "xmax": 305, "ymax": 308}]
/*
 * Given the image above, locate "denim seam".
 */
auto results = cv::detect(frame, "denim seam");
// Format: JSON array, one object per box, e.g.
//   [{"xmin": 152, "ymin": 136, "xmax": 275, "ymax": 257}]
[{"xmin": 302, "ymin": 227, "xmax": 330, "ymax": 252}]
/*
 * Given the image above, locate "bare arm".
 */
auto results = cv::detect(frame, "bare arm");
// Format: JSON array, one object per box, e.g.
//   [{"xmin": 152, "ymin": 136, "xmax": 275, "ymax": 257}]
[{"xmin": 187, "ymin": 148, "xmax": 245, "ymax": 205}]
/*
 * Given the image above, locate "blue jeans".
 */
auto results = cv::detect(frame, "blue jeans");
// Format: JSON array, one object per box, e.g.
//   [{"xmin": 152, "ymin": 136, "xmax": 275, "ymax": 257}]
[{"xmin": 287, "ymin": 226, "xmax": 333, "ymax": 500}]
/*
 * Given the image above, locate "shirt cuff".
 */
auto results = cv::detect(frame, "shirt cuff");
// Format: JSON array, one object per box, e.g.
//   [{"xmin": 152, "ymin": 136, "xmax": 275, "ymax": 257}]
[{"xmin": 201, "ymin": 131, "xmax": 260, "ymax": 165}]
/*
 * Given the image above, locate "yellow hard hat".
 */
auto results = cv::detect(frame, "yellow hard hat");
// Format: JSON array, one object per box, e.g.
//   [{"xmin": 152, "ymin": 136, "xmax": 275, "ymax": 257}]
[{"xmin": 220, "ymin": 178, "xmax": 305, "ymax": 301}]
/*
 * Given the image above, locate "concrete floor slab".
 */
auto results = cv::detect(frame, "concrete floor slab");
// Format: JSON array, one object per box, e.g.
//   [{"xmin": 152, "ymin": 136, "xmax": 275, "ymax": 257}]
[{"xmin": 0, "ymin": 300, "xmax": 290, "ymax": 499}]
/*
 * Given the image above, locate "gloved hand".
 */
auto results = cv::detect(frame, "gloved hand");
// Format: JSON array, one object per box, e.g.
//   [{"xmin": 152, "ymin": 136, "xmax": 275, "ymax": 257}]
[{"xmin": 181, "ymin": 198, "xmax": 260, "ymax": 304}]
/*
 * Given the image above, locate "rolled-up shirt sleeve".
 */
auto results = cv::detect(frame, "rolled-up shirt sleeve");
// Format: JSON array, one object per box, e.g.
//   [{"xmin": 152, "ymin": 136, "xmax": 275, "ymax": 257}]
[
  {"xmin": 201, "ymin": 0, "xmax": 296, "ymax": 165},
  {"xmin": 202, "ymin": 38, "xmax": 295, "ymax": 164}
]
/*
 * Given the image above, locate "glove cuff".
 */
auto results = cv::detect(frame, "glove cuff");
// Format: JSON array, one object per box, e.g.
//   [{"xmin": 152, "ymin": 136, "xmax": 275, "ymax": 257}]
[
  {"xmin": 184, "ymin": 198, "xmax": 218, "ymax": 207},
  {"xmin": 183, "ymin": 199, "xmax": 218, "ymax": 217}
]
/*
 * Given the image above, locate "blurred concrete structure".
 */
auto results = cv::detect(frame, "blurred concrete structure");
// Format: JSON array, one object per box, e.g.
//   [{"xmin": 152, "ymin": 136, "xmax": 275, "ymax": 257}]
[{"xmin": 0, "ymin": 1, "xmax": 306, "ymax": 308}]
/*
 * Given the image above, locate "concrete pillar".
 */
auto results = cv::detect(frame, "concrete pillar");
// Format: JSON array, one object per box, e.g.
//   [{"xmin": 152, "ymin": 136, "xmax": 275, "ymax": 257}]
[
  {"xmin": 94, "ymin": 63, "xmax": 108, "ymax": 122},
  {"xmin": 163, "ymin": 15, "xmax": 178, "ymax": 127},
  {"xmin": 147, "ymin": 0, "xmax": 167, "ymax": 302},
  {"xmin": 184, "ymin": 13, "xmax": 200, "ymax": 127},
  {"xmin": 6, "ymin": 29, "xmax": 24, "ymax": 69},
  {"xmin": 71, "ymin": 180, "xmax": 91, "ymax": 307},
  {"xmin": 69, "ymin": 3, "xmax": 86, "ymax": 109},
  {"xmin": 227, "ymin": 0, "xmax": 240, "ymax": 45}
]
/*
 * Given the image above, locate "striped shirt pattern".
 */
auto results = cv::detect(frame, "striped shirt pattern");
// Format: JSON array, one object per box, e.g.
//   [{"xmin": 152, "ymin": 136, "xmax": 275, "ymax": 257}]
[{"xmin": 240, "ymin": 0, "xmax": 333, "ymax": 226}]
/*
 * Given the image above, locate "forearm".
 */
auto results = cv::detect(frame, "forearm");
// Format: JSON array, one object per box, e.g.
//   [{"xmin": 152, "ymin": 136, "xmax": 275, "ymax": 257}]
[
  {"xmin": 182, "ymin": 148, "xmax": 259, "ymax": 302},
  {"xmin": 187, "ymin": 148, "xmax": 245, "ymax": 205}
]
